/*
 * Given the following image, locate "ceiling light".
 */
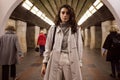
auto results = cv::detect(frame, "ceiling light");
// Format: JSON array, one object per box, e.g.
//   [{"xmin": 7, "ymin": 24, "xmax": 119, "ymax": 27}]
[
  {"xmin": 93, "ymin": 0, "xmax": 100, "ymax": 6},
  {"xmin": 96, "ymin": 2, "xmax": 103, "ymax": 9},
  {"xmin": 22, "ymin": 0, "xmax": 33, "ymax": 10},
  {"xmin": 89, "ymin": 6, "xmax": 94, "ymax": 11}
]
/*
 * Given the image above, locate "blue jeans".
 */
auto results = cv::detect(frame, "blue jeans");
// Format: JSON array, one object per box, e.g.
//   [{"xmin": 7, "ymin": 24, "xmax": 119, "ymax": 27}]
[{"xmin": 39, "ymin": 45, "xmax": 45, "ymax": 55}]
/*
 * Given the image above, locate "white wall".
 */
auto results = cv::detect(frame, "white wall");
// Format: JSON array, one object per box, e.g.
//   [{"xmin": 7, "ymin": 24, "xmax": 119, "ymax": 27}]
[
  {"xmin": 102, "ymin": 0, "xmax": 120, "ymax": 27},
  {"xmin": 0, "ymin": 0, "xmax": 22, "ymax": 35}
]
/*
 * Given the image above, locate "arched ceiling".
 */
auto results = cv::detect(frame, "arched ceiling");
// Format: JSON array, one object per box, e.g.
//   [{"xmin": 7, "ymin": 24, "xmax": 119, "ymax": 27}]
[
  {"xmin": 11, "ymin": 0, "xmax": 114, "ymax": 29},
  {"xmin": 29, "ymin": 0, "xmax": 96, "ymax": 22}
]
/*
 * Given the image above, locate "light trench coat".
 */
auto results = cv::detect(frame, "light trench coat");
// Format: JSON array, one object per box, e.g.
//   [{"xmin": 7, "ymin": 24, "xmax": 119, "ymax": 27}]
[{"xmin": 43, "ymin": 25, "xmax": 83, "ymax": 80}]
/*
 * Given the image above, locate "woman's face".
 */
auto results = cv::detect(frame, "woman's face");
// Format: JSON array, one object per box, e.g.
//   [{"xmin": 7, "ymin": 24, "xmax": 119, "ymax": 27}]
[{"xmin": 60, "ymin": 8, "xmax": 70, "ymax": 23}]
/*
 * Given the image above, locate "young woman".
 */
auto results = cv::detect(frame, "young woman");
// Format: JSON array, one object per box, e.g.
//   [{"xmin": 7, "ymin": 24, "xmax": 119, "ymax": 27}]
[{"xmin": 41, "ymin": 4, "xmax": 83, "ymax": 80}]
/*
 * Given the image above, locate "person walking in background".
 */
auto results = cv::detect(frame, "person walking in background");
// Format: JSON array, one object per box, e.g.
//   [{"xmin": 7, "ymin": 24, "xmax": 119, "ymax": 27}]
[
  {"xmin": 41, "ymin": 4, "xmax": 83, "ymax": 80},
  {"xmin": 0, "ymin": 26, "xmax": 24, "ymax": 80},
  {"xmin": 37, "ymin": 30, "xmax": 46, "ymax": 56},
  {"xmin": 102, "ymin": 26, "xmax": 120, "ymax": 79}
]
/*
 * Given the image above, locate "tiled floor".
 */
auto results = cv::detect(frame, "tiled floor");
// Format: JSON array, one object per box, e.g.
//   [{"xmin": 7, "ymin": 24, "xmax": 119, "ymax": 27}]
[
  {"xmin": 0, "ymin": 48, "xmax": 119, "ymax": 80},
  {"xmin": 82, "ymin": 48, "xmax": 116, "ymax": 80}
]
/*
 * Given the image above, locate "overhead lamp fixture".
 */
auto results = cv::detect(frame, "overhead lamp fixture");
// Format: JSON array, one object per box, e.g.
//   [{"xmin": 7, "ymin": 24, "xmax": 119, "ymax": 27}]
[
  {"xmin": 22, "ymin": 0, "xmax": 33, "ymax": 10},
  {"xmin": 93, "ymin": 0, "xmax": 100, "ymax": 6},
  {"xmin": 96, "ymin": 2, "xmax": 103, "ymax": 9},
  {"xmin": 30, "ymin": 6, "xmax": 39, "ymax": 14},
  {"xmin": 22, "ymin": 0, "xmax": 54, "ymax": 25}
]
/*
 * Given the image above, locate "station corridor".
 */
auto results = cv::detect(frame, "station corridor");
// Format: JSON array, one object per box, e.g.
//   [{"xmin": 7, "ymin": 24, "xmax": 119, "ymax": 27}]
[
  {"xmin": 1, "ymin": 0, "xmax": 120, "ymax": 80},
  {"xmin": 0, "ymin": 48, "xmax": 117, "ymax": 80}
]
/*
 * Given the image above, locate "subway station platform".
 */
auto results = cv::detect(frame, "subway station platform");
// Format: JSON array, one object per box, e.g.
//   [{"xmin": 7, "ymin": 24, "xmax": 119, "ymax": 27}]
[{"xmin": 0, "ymin": 48, "xmax": 118, "ymax": 80}]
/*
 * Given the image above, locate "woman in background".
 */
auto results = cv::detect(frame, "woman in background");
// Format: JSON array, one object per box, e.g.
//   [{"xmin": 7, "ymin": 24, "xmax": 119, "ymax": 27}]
[
  {"xmin": 102, "ymin": 26, "xmax": 120, "ymax": 79},
  {"xmin": 0, "ymin": 26, "xmax": 24, "ymax": 80},
  {"xmin": 37, "ymin": 30, "xmax": 46, "ymax": 56}
]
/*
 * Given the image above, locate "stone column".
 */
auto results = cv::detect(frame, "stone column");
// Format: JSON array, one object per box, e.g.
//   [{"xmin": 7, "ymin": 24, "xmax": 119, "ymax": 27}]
[
  {"xmin": 95, "ymin": 26, "xmax": 102, "ymax": 49},
  {"xmin": 7, "ymin": 19, "xmax": 16, "ymax": 28},
  {"xmin": 35, "ymin": 26, "xmax": 40, "ymax": 47},
  {"xmin": 90, "ymin": 26, "xmax": 95, "ymax": 49},
  {"xmin": 84, "ymin": 28, "xmax": 89, "ymax": 47},
  {"xmin": 26, "ymin": 26, "xmax": 35, "ymax": 50},
  {"xmin": 16, "ymin": 20, "xmax": 27, "ymax": 55}
]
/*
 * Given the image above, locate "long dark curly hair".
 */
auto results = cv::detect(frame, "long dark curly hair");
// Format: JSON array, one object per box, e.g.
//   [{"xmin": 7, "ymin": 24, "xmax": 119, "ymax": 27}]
[{"xmin": 54, "ymin": 4, "xmax": 77, "ymax": 34}]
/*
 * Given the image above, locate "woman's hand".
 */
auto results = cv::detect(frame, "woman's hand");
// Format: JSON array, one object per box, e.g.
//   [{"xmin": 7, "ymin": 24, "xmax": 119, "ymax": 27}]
[
  {"xmin": 101, "ymin": 49, "xmax": 107, "ymax": 56},
  {"xmin": 41, "ymin": 63, "xmax": 47, "ymax": 77},
  {"xmin": 18, "ymin": 55, "xmax": 24, "ymax": 64},
  {"xmin": 101, "ymin": 50, "xmax": 107, "ymax": 56}
]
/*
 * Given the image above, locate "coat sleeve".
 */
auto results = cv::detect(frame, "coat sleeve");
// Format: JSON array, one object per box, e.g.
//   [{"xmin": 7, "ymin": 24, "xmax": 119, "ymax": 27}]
[
  {"xmin": 103, "ymin": 34, "xmax": 111, "ymax": 50},
  {"xmin": 0, "ymin": 36, "xmax": 1, "ymax": 52},
  {"xmin": 15, "ymin": 35, "xmax": 24, "ymax": 57},
  {"xmin": 77, "ymin": 28, "xmax": 83, "ymax": 66},
  {"xmin": 43, "ymin": 25, "xmax": 55, "ymax": 63}
]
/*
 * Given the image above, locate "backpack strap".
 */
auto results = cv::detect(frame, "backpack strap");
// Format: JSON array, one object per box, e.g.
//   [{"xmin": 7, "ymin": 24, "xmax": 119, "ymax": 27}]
[{"xmin": 51, "ymin": 26, "xmax": 56, "ymax": 50}]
